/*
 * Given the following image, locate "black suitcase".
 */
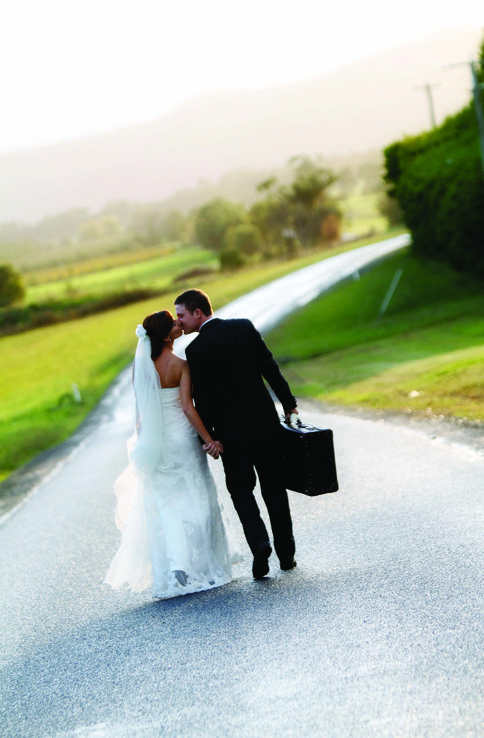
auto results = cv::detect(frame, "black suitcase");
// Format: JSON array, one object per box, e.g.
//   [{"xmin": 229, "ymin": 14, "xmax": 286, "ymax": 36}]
[{"xmin": 279, "ymin": 418, "xmax": 339, "ymax": 496}]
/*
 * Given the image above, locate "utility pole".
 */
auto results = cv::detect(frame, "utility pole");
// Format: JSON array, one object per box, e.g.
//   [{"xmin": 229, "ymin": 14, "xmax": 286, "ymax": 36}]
[
  {"xmin": 414, "ymin": 83, "xmax": 439, "ymax": 129},
  {"xmin": 470, "ymin": 60, "xmax": 484, "ymax": 181},
  {"xmin": 444, "ymin": 60, "xmax": 484, "ymax": 180}
]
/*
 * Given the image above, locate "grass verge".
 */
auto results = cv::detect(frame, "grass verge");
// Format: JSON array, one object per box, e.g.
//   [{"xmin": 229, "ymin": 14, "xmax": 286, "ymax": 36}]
[{"xmin": 267, "ymin": 251, "xmax": 484, "ymax": 422}]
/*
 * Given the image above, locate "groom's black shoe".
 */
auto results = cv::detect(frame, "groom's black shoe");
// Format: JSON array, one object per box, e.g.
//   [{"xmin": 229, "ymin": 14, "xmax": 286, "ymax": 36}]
[
  {"xmin": 252, "ymin": 542, "xmax": 272, "ymax": 579},
  {"xmin": 280, "ymin": 558, "xmax": 297, "ymax": 571}
]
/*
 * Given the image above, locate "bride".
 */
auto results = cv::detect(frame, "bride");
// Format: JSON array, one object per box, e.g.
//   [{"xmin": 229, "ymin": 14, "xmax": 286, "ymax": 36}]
[{"xmin": 105, "ymin": 310, "xmax": 233, "ymax": 600}]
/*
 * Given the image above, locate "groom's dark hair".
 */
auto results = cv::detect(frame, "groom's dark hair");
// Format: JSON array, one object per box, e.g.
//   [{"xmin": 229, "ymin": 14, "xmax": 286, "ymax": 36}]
[{"xmin": 175, "ymin": 289, "xmax": 213, "ymax": 316}]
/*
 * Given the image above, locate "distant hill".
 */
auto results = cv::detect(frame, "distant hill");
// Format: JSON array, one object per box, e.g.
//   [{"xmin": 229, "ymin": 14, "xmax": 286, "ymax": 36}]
[{"xmin": 0, "ymin": 26, "xmax": 480, "ymax": 223}]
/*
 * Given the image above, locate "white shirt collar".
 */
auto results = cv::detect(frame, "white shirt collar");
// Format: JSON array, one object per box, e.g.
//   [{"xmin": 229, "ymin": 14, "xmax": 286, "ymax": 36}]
[{"xmin": 200, "ymin": 316, "xmax": 216, "ymax": 330}]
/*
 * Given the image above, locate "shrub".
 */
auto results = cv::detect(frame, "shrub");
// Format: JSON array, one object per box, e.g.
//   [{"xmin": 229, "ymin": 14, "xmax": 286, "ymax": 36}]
[
  {"xmin": 384, "ymin": 101, "xmax": 484, "ymax": 276},
  {"xmin": 219, "ymin": 248, "xmax": 246, "ymax": 271},
  {"xmin": 0, "ymin": 287, "xmax": 165, "ymax": 336},
  {"xmin": 194, "ymin": 199, "xmax": 247, "ymax": 252},
  {"xmin": 224, "ymin": 223, "xmax": 263, "ymax": 257},
  {"xmin": 321, "ymin": 211, "xmax": 342, "ymax": 243},
  {"xmin": 0, "ymin": 264, "xmax": 25, "ymax": 307}
]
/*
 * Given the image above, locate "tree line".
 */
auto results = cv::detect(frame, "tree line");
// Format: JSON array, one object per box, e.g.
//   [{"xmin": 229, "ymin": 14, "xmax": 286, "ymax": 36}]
[
  {"xmin": 194, "ymin": 156, "xmax": 341, "ymax": 270},
  {"xmin": 0, "ymin": 156, "xmax": 344, "ymax": 307},
  {"xmin": 1, "ymin": 148, "xmax": 404, "ymax": 308},
  {"xmin": 0, "ymin": 155, "xmax": 343, "ymax": 264}
]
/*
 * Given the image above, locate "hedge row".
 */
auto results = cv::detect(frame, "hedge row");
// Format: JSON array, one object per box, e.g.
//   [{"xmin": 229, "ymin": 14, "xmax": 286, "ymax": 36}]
[
  {"xmin": 0, "ymin": 288, "xmax": 166, "ymax": 336},
  {"xmin": 384, "ymin": 43, "xmax": 484, "ymax": 277}
]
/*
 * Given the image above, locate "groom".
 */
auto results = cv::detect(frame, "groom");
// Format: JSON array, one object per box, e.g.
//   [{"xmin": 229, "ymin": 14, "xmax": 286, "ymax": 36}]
[{"xmin": 175, "ymin": 288, "xmax": 298, "ymax": 579}]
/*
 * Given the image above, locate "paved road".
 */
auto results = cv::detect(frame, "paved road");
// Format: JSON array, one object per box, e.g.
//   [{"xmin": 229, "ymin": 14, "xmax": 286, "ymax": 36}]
[
  {"xmin": 177, "ymin": 234, "xmax": 411, "ymax": 352},
  {"xmin": 1, "ymin": 235, "xmax": 483, "ymax": 737}
]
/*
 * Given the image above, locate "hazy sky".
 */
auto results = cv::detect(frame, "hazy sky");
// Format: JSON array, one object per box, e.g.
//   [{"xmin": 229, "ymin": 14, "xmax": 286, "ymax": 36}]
[{"xmin": 2, "ymin": 0, "xmax": 482, "ymax": 154}]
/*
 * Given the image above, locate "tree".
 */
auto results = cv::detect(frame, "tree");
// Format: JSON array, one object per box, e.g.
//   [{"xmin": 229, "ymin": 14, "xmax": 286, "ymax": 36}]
[
  {"xmin": 377, "ymin": 189, "xmax": 404, "ymax": 227},
  {"xmin": 287, "ymin": 159, "xmax": 337, "ymax": 210},
  {"xmin": 320, "ymin": 212, "xmax": 341, "ymax": 243},
  {"xmin": 285, "ymin": 157, "xmax": 340, "ymax": 247},
  {"xmin": 78, "ymin": 215, "xmax": 123, "ymax": 241},
  {"xmin": 194, "ymin": 198, "xmax": 247, "ymax": 252},
  {"xmin": 159, "ymin": 209, "xmax": 187, "ymax": 241},
  {"xmin": 34, "ymin": 209, "xmax": 91, "ymax": 241},
  {"xmin": 102, "ymin": 200, "xmax": 138, "ymax": 227},
  {"xmin": 0, "ymin": 264, "xmax": 25, "ymax": 307},
  {"xmin": 250, "ymin": 156, "xmax": 341, "ymax": 254},
  {"xmin": 0, "ymin": 221, "xmax": 33, "ymax": 243},
  {"xmin": 256, "ymin": 177, "xmax": 277, "ymax": 194},
  {"xmin": 289, "ymin": 174, "xmax": 326, "ymax": 208},
  {"xmin": 249, "ymin": 197, "xmax": 291, "ymax": 257},
  {"xmin": 129, "ymin": 208, "xmax": 165, "ymax": 246},
  {"xmin": 281, "ymin": 228, "xmax": 300, "ymax": 259},
  {"xmin": 224, "ymin": 223, "xmax": 263, "ymax": 257}
]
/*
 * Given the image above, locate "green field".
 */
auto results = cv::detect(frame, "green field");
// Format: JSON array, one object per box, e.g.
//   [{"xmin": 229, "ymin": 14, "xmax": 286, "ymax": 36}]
[
  {"xmin": 0, "ymin": 238, "xmax": 367, "ymax": 481},
  {"xmin": 267, "ymin": 251, "xmax": 484, "ymax": 422},
  {"xmin": 25, "ymin": 245, "xmax": 218, "ymax": 302},
  {"xmin": 341, "ymin": 191, "xmax": 387, "ymax": 235},
  {"xmin": 23, "ymin": 243, "xmax": 180, "ymax": 286}
]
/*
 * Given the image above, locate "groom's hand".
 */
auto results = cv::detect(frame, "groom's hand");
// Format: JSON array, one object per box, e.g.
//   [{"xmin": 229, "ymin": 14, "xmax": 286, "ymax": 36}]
[
  {"xmin": 285, "ymin": 407, "xmax": 299, "ymax": 423},
  {"xmin": 203, "ymin": 440, "xmax": 224, "ymax": 459}
]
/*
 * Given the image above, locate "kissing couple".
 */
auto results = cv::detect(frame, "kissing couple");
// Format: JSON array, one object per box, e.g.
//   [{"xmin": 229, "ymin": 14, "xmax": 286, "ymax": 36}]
[{"xmin": 105, "ymin": 289, "xmax": 298, "ymax": 600}]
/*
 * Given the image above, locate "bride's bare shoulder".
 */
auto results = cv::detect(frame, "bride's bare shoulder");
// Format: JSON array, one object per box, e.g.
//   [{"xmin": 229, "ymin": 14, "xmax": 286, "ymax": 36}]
[
  {"xmin": 178, "ymin": 357, "xmax": 191, "ymax": 375},
  {"xmin": 172, "ymin": 354, "xmax": 187, "ymax": 369},
  {"xmin": 170, "ymin": 353, "xmax": 189, "ymax": 380}
]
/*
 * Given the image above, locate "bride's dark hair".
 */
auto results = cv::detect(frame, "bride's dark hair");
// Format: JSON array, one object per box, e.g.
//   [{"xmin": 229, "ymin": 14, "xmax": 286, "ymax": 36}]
[{"xmin": 142, "ymin": 310, "xmax": 175, "ymax": 360}]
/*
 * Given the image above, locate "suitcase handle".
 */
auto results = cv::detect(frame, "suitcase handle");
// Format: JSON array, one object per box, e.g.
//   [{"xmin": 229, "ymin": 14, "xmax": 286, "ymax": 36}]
[{"xmin": 282, "ymin": 413, "xmax": 302, "ymax": 427}]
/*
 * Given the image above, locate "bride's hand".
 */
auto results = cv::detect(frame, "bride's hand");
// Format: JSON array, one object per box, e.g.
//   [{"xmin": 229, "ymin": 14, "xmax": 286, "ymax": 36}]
[
  {"xmin": 209, "ymin": 441, "xmax": 223, "ymax": 459},
  {"xmin": 203, "ymin": 442, "xmax": 218, "ymax": 459},
  {"xmin": 203, "ymin": 440, "xmax": 223, "ymax": 459}
]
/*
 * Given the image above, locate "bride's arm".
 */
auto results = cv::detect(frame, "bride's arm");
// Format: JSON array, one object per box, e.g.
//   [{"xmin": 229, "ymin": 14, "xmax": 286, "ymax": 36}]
[{"xmin": 179, "ymin": 362, "xmax": 223, "ymax": 458}]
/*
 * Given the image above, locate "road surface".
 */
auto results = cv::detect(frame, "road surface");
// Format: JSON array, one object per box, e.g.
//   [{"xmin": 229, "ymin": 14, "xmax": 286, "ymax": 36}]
[{"xmin": 1, "ymin": 234, "xmax": 483, "ymax": 737}]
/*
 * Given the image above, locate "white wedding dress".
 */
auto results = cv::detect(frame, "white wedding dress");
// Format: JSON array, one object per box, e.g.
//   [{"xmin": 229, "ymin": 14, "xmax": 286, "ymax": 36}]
[{"xmin": 105, "ymin": 331, "xmax": 234, "ymax": 600}]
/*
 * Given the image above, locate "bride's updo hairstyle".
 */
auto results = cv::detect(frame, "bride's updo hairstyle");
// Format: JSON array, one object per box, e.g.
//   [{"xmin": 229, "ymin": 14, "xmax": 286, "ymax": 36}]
[{"xmin": 142, "ymin": 310, "xmax": 175, "ymax": 360}]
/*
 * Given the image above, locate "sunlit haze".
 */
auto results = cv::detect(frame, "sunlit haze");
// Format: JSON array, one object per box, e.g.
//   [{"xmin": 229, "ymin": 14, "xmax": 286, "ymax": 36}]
[{"xmin": 2, "ymin": 0, "xmax": 483, "ymax": 154}]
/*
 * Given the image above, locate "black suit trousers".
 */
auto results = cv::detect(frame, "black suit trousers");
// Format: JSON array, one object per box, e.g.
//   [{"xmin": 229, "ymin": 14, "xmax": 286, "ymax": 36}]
[{"xmin": 221, "ymin": 433, "xmax": 295, "ymax": 562}]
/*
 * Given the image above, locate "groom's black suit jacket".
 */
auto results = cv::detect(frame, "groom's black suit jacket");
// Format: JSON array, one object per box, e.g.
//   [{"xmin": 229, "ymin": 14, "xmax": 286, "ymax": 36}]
[{"xmin": 185, "ymin": 318, "xmax": 296, "ymax": 450}]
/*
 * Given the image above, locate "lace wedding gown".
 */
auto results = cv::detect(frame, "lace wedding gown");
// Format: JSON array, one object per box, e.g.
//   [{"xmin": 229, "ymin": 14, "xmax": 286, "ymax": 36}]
[{"xmin": 105, "ymin": 371, "xmax": 234, "ymax": 600}]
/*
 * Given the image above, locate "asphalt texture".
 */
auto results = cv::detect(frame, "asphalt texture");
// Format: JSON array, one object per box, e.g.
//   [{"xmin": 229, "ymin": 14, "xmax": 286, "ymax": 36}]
[{"xmin": 1, "ymin": 235, "xmax": 483, "ymax": 737}]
